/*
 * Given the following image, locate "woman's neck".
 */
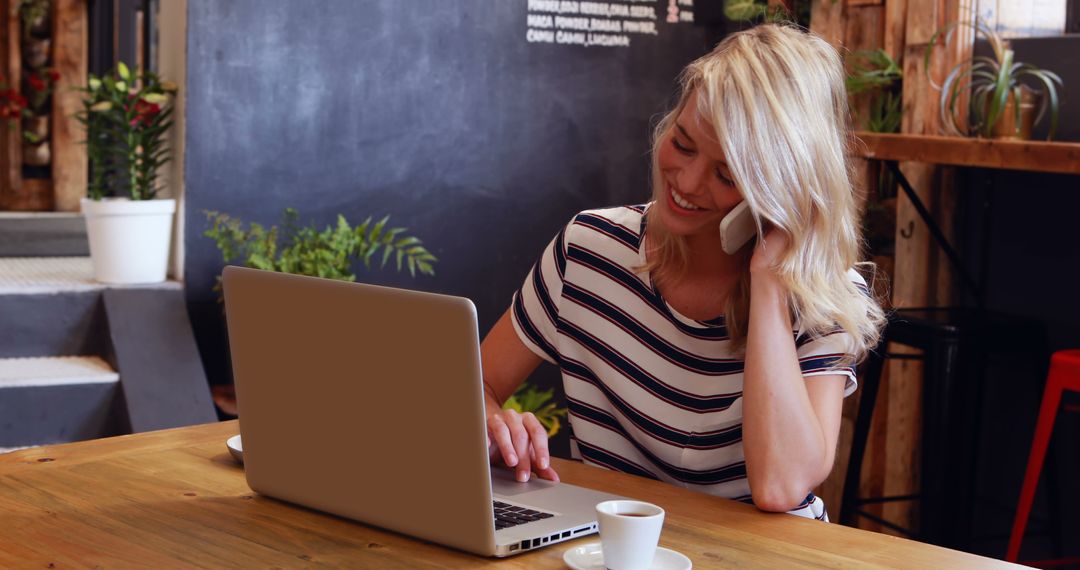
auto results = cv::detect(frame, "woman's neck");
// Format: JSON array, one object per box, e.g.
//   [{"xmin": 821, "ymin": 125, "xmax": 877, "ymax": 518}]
[{"xmin": 681, "ymin": 231, "xmax": 748, "ymax": 281}]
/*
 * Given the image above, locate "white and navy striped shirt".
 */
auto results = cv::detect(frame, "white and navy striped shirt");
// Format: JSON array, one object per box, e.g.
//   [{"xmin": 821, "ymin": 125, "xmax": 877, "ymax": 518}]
[{"xmin": 511, "ymin": 204, "xmax": 859, "ymax": 521}]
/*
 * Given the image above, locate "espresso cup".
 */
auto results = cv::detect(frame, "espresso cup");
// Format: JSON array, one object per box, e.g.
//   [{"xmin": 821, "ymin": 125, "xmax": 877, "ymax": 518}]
[{"xmin": 595, "ymin": 500, "xmax": 665, "ymax": 570}]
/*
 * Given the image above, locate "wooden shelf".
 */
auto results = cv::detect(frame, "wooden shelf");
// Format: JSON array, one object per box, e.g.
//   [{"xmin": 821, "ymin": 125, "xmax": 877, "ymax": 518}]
[{"xmin": 853, "ymin": 132, "xmax": 1080, "ymax": 175}]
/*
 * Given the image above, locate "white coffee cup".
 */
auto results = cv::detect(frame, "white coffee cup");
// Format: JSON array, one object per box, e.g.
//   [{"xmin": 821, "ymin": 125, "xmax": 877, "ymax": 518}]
[{"xmin": 595, "ymin": 500, "xmax": 665, "ymax": 570}]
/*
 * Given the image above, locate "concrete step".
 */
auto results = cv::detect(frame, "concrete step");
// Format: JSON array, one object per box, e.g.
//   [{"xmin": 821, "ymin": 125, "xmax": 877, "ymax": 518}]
[
  {"xmin": 0, "ymin": 356, "xmax": 123, "ymax": 447},
  {"xmin": 0, "ymin": 212, "xmax": 89, "ymax": 257},
  {"xmin": 0, "ymin": 257, "xmax": 182, "ymax": 359},
  {"xmin": 0, "ymin": 256, "xmax": 181, "ymax": 295},
  {"xmin": 0, "ymin": 261, "xmax": 215, "ymax": 442}
]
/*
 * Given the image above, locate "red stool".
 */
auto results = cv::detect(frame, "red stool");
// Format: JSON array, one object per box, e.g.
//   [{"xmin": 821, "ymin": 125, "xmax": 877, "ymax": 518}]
[{"xmin": 1007, "ymin": 349, "xmax": 1080, "ymax": 566}]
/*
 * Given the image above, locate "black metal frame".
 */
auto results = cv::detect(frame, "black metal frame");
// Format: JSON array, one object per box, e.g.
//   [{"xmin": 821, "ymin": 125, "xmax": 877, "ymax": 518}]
[
  {"xmin": 884, "ymin": 161, "xmax": 983, "ymax": 302},
  {"xmin": 841, "ymin": 161, "xmax": 1010, "ymax": 548}
]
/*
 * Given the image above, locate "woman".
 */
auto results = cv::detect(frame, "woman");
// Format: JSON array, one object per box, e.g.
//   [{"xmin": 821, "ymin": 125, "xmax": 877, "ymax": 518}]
[{"xmin": 480, "ymin": 24, "xmax": 885, "ymax": 520}]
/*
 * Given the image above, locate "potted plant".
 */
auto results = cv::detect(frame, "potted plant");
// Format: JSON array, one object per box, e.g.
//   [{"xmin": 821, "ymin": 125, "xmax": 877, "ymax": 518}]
[
  {"xmin": 203, "ymin": 207, "xmax": 439, "ymax": 287},
  {"xmin": 926, "ymin": 18, "xmax": 1063, "ymax": 140},
  {"xmin": 203, "ymin": 207, "xmax": 440, "ymax": 415},
  {"xmin": 76, "ymin": 62, "xmax": 178, "ymax": 284}
]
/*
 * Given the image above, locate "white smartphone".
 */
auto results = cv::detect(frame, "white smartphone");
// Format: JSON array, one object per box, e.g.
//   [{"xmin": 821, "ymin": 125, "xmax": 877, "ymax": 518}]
[{"xmin": 718, "ymin": 201, "xmax": 756, "ymax": 255}]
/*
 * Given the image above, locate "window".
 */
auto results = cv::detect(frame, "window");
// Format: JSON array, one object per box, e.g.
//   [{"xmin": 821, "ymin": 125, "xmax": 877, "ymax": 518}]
[{"xmin": 977, "ymin": 0, "xmax": 1069, "ymax": 38}]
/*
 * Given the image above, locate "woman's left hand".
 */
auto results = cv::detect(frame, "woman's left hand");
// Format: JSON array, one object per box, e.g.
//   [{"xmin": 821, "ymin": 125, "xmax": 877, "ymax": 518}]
[{"xmin": 749, "ymin": 229, "xmax": 789, "ymax": 275}]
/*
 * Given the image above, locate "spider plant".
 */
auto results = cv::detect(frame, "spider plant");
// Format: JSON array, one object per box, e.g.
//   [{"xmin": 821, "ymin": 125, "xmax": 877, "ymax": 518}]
[{"xmin": 925, "ymin": 18, "xmax": 1063, "ymax": 140}]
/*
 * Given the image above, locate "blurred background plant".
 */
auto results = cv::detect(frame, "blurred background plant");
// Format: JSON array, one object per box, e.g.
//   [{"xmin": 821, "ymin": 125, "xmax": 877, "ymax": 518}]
[
  {"xmin": 0, "ymin": 83, "xmax": 29, "ymax": 123},
  {"xmin": 502, "ymin": 383, "xmax": 568, "ymax": 437},
  {"xmin": 15, "ymin": 0, "xmax": 51, "ymax": 38},
  {"xmin": 722, "ymin": 0, "xmax": 810, "ymax": 28},
  {"xmin": 24, "ymin": 67, "xmax": 58, "ymax": 113},
  {"xmin": 846, "ymin": 49, "xmax": 903, "ymax": 255},
  {"xmin": 846, "ymin": 48, "xmax": 903, "ymax": 134},
  {"xmin": 203, "ymin": 208, "xmax": 437, "ymax": 293}
]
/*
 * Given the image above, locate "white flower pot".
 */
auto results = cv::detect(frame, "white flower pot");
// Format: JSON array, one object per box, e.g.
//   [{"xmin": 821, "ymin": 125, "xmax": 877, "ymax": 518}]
[{"xmin": 81, "ymin": 197, "xmax": 176, "ymax": 284}]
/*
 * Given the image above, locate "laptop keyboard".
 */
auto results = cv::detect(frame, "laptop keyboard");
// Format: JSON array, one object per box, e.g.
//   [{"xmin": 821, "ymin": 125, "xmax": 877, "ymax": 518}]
[{"xmin": 493, "ymin": 500, "xmax": 554, "ymax": 530}]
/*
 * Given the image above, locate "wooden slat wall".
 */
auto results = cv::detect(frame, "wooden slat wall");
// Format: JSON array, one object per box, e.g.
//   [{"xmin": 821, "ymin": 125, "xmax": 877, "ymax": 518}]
[
  {"xmin": 880, "ymin": 0, "xmax": 970, "ymax": 535},
  {"xmin": 0, "ymin": 0, "xmax": 86, "ymax": 212},
  {"xmin": 0, "ymin": 0, "xmax": 23, "ymax": 206},
  {"xmin": 51, "ymin": 0, "xmax": 88, "ymax": 212},
  {"xmin": 810, "ymin": 0, "xmax": 887, "ymax": 523},
  {"xmin": 811, "ymin": 0, "xmax": 971, "ymax": 535}
]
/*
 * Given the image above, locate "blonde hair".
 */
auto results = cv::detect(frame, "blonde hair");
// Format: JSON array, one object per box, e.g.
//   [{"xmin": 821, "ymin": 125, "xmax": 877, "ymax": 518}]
[{"xmin": 643, "ymin": 24, "xmax": 884, "ymax": 363}]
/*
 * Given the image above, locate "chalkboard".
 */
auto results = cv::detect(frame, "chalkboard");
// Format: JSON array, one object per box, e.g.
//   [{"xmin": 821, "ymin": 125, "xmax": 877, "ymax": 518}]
[{"xmin": 183, "ymin": 0, "xmax": 718, "ymax": 440}]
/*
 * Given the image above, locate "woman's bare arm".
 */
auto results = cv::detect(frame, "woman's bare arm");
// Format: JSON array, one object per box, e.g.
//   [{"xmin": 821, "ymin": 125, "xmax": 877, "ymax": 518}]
[
  {"xmin": 480, "ymin": 307, "xmax": 559, "ymax": 482},
  {"xmin": 741, "ymin": 233, "xmax": 847, "ymax": 512}
]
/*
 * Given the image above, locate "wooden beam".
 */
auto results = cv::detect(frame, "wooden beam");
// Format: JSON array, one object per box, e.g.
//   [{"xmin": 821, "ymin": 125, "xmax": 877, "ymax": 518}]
[
  {"xmin": 51, "ymin": 0, "xmax": 88, "ymax": 212},
  {"xmin": 0, "ymin": 0, "xmax": 23, "ymax": 208},
  {"xmin": 883, "ymin": 0, "xmax": 908, "ymax": 60},
  {"xmin": 810, "ymin": 0, "xmax": 847, "ymax": 50},
  {"xmin": 855, "ymin": 132, "xmax": 1080, "ymax": 174}
]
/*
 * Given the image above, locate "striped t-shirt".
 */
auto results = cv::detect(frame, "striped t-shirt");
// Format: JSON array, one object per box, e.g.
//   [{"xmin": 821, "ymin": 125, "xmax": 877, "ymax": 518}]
[{"xmin": 510, "ymin": 204, "xmax": 859, "ymax": 521}]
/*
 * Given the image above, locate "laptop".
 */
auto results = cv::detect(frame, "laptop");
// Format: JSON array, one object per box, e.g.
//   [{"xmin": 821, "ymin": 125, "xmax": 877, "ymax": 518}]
[{"xmin": 222, "ymin": 266, "xmax": 625, "ymax": 557}]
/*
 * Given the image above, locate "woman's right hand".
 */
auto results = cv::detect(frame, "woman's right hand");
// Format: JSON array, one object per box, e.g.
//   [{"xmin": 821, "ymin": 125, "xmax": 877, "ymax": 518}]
[{"xmin": 486, "ymin": 407, "xmax": 560, "ymax": 483}]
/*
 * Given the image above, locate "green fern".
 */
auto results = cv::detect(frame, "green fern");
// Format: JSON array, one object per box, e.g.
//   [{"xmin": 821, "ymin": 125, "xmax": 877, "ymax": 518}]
[
  {"xmin": 203, "ymin": 208, "xmax": 436, "ymax": 292},
  {"xmin": 502, "ymin": 383, "xmax": 568, "ymax": 438},
  {"xmin": 846, "ymin": 49, "xmax": 904, "ymax": 134}
]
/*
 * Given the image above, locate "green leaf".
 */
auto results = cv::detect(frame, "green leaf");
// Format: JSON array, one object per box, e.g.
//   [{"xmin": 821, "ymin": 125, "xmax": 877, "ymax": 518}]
[
  {"xmin": 984, "ymin": 49, "xmax": 1014, "ymax": 137},
  {"xmin": 370, "ymin": 216, "xmax": 389, "ymax": 243},
  {"xmin": 501, "ymin": 382, "xmax": 568, "ymax": 437},
  {"xmin": 1018, "ymin": 67, "xmax": 1062, "ymax": 140},
  {"xmin": 723, "ymin": 0, "xmax": 766, "ymax": 22},
  {"xmin": 117, "ymin": 62, "xmax": 131, "ymax": 81}
]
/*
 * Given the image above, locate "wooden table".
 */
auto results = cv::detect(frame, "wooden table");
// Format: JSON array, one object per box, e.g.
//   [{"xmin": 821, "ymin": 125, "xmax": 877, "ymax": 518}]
[{"xmin": 0, "ymin": 421, "xmax": 1018, "ymax": 568}]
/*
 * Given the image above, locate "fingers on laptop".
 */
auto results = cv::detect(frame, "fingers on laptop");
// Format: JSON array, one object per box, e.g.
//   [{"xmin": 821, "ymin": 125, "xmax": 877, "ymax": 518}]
[
  {"xmin": 487, "ymin": 410, "xmax": 558, "ymax": 483},
  {"xmin": 529, "ymin": 445, "xmax": 560, "ymax": 482},
  {"xmin": 521, "ymin": 412, "xmax": 550, "ymax": 471},
  {"xmin": 507, "ymin": 410, "xmax": 533, "ymax": 482},
  {"xmin": 488, "ymin": 413, "xmax": 518, "ymax": 467}
]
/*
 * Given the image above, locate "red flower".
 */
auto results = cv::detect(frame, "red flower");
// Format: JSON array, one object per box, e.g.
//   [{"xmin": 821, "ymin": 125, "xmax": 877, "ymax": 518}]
[
  {"xmin": 28, "ymin": 73, "xmax": 46, "ymax": 92},
  {"xmin": 129, "ymin": 99, "xmax": 161, "ymax": 127},
  {"xmin": 48, "ymin": 69, "xmax": 60, "ymax": 83},
  {"xmin": 1, "ymin": 89, "xmax": 27, "ymax": 107},
  {"xmin": 1, "ymin": 87, "xmax": 29, "ymax": 119}
]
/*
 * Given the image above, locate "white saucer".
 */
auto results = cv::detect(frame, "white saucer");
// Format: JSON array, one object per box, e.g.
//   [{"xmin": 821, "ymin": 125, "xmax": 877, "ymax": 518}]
[
  {"xmin": 226, "ymin": 435, "xmax": 243, "ymax": 464},
  {"xmin": 563, "ymin": 542, "xmax": 692, "ymax": 570}
]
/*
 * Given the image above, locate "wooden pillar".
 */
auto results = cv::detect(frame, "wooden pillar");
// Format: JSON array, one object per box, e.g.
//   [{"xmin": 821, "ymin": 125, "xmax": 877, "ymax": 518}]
[
  {"xmin": 52, "ymin": 0, "xmax": 88, "ymax": 212},
  {"xmin": 0, "ymin": 0, "xmax": 23, "ymax": 206},
  {"xmin": 879, "ymin": 0, "xmax": 971, "ymax": 536}
]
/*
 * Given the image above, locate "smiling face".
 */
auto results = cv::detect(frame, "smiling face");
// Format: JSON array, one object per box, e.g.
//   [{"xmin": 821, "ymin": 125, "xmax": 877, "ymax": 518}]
[{"xmin": 654, "ymin": 96, "xmax": 745, "ymax": 241}]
